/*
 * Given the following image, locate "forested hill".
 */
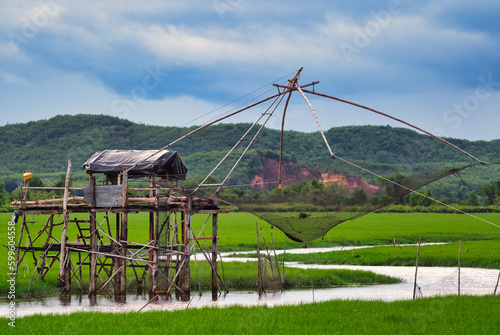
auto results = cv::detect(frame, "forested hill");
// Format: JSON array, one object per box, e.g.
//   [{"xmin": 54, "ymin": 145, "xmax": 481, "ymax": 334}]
[{"xmin": 1, "ymin": 114, "xmax": 499, "ymax": 196}]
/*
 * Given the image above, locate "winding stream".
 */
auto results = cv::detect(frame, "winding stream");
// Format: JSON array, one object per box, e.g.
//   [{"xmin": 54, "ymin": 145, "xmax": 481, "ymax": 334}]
[{"xmin": 4, "ymin": 245, "xmax": 499, "ymax": 317}]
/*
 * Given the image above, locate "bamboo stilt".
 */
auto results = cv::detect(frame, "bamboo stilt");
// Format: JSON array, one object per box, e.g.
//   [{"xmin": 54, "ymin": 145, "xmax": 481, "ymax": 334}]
[
  {"xmin": 256, "ymin": 222, "xmax": 263, "ymax": 295},
  {"xmin": 494, "ymin": 271, "xmax": 500, "ymax": 295},
  {"xmin": 88, "ymin": 175, "xmax": 97, "ymax": 298},
  {"xmin": 59, "ymin": 160, "xmax": 72, "ymax": 291},
  {"xmin": 212, "ymin": 213, "xmax": 218, "ymax": 300},
  {"xmin": 458, "ymin": 240, "xmax": 461, "ymax": 296},
  {"xmin": 413, "ymin": 234, "xmax": 422, "ymax": 300},
  {"xmin": 180, "ymin": 197, "xmax": 192, "ymax": 301}
]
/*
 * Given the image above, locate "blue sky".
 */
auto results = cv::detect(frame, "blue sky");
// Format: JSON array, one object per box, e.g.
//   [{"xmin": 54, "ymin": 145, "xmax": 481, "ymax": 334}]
[{"xmin": 1, "ymin": 0, "xmax": 499, "ymax": 140}]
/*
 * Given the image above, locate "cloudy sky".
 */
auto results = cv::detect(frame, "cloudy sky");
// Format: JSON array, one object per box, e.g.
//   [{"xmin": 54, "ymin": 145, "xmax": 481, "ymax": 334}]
[{"xmin": 1, "ymin": 0, "xmax": 499, "ymax": 140}]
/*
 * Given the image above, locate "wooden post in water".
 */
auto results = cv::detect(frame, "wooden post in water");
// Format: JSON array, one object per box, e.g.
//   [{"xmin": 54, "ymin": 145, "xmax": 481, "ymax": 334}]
[
  {"xmin": 180, "ymin": 196, "xmax": 192, "ymax": 301},
  {"xmin": 212, "ymin": 213, "xmax": 219, "ymax": 300},
  {"xmin": 114, "ymin": 172, "xmax": 121, "ymax": 299},
  {"xmin": 119, "ymin": 168, "xmax": 128, "ymax": 300},
  {"xmin": 282, "ymin": 239, "xmax": 286, "ymax": 284},
  {"xmin": 413, "ymin": 234, "xmax": 422, "ymax": 300},
  {"xmin": 494, "ymin": 271, "xmax": 500, "ymax": 295},
  {"xmin": 64, "ymin": 250, "xmax": 72, "ymax": 293},
  {"xmin": 88, "ymin": 174, "xmax": 97, "ymax": 301},
  {"xmin": 458, "ymin": 240, "xmax": 461, "ymax": 296},
  {"xmin": 148, "ymin": 176, "xmax": 159, "ymax": 298},
  {"xmin": 114, "ymin": 212, "xmax": 121, "ymax": 300},
  {"xmin": 256, "ymin": 222, "xmax": 263, "ymax": 295},
  {"xmin": 270, "ymin": 231, "xmax": 282, "ymax": 292},
  {"xmin": 148, "ymin": 210, "xmax": 157, "ymax": 297},
  {"xmin": 59, "ymin": 160, "xmax": 72, "ymax": 293}
]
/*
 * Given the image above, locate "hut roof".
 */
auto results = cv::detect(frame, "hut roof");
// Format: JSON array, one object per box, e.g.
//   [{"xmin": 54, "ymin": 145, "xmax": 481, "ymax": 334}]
[{"xmin": 82, "ymin": 150, "xmax": 187, "ymax": 179}]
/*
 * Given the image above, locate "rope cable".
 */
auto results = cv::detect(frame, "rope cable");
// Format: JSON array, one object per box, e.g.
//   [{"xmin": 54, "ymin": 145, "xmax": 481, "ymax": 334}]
[
  {"xmin": 333, "ymin": 155, "xmax": 500, "ymax": 229},
  {"xmin": 180, "ymin": 70, "xmax": 297, "ymax": 127}
]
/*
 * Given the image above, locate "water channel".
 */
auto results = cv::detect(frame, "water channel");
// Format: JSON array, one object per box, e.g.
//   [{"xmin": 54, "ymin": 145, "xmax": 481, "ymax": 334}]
[{"xmin": 4, "ymin": 245, "xmax": 499, "ymax": 317}]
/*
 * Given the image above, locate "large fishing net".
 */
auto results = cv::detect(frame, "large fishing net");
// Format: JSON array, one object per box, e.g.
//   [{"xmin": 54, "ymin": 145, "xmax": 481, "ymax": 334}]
[
  {"xmin": 177, "ymin": 69, "xmax": 484, "ymax": 243},
  {"xmin": 189, "ymin": 147, "xmax": 474, "ymax": 243}
]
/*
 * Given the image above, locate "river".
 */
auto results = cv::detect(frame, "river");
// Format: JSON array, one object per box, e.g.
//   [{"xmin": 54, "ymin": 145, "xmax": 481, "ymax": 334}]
[{"xmin": 4, "ymin": 245, "xmax": 499, "ymax": 317}]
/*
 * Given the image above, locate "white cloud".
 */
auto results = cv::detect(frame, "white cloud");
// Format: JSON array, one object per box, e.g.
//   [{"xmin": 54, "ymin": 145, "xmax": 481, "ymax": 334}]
[{"xmin": 0, "ymin": 0, "xmax": 498, "ymax": 140}]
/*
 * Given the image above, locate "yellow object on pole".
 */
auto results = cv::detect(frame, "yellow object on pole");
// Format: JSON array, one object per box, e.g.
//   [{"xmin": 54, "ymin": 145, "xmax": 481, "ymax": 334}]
[{"xmin": 23, "ymin": 172, "xmax": 32, "ymax": 180}]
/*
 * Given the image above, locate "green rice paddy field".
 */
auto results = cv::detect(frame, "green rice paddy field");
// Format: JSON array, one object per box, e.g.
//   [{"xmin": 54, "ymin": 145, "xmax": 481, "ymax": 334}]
[
  {"xmin": 1, "ymin": 212, "xmax": 499, "ymax": 333},
  {"xmin": 4, "ymin": 295, "xmax": 500, "ymax": 334}
]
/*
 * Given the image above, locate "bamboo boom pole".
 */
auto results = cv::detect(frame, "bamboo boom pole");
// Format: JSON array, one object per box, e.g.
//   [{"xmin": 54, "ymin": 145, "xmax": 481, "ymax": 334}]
[
  {"xmin": 125, "ymin": 68, "xmax": 303, "ymax": 179},
  {"xmin": 301, "ymin": 88, "xmax": 484, "ymax": 164},
  {"xmin": 192, "ymin": 94, "xmax": 283, "ymax": 195},
  {"xmin": 295, "ymin": 85, "xmax": 334, "ymax": 157},
  {"xmin": 214, "ymin": 93, "xmax": 287, "ymax": 195},
  {"xmin": 125, "ymin": 90, "xmax": 290, "ymax": 175},
  {"xmin": 278, "ymin": 90, "xmax": 293, "ymax": 194}
]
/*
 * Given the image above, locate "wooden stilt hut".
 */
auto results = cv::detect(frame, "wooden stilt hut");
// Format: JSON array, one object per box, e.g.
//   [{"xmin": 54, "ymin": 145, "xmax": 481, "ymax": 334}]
[{"xmin": 11, "ymin": 150, "xmax": 227, "ymax": 302}]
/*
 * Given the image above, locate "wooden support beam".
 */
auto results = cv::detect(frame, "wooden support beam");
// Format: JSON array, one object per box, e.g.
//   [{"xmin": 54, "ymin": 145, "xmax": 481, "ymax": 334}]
[
  {"xmin": 64, "ymin": 250, "xmax": 71, "ymax": 293},
  {"xmin": 59, "ymin": 160, "xmax": 72, "ymax": 293},
  {"xmin": 148, "ymin": 210, "xmax": 155, "ymax": 296},
  {"xmin": 180, "ymin": 197, "xmax": 192, "ymax": 301},
  {"xmin": 88, "ymin": 175, "xmax": 98, "ymax": 298},
  {"xmin": 114, "ymin": 212, "xmax": 120, "ymax": 294},
  {"xmin": 256, "ymin": 222, "xmax": 263, "ymax": 295},
  {"xmin": 148, "ymin": 176, "xmax": 156, "ymax": 296},
  {"xmin": 119, "ymin": 169, "xmax": 129, "ymax": 298},
  {"xmin": 212, "ymin": 213, "xmax": 218, "ymax": 300}
]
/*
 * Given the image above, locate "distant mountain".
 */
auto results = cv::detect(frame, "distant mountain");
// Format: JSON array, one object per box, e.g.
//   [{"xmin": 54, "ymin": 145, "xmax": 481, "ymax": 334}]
[{"xmin": 0, "ymin": 114, "xmax": 498, "ymax": 202}]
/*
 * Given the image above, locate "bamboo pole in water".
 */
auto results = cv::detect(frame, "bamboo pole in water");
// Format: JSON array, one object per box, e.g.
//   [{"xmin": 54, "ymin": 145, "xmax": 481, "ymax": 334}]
[
  {"xmin": 59, "ymin": 160, "xmax": 72, "ymax": 292},
  {"xmin": 256, "ymin": 222, "xmax": 263, "ymax": 295},
  {"xmin": 494, "ymin": 271, "xmax": 500, "ymax": 295},
  {"xmin": 458, "ymin": 240, "xmax": 461, "ymax": 296},
  {"xmin": 212, "ymin": 213, "xmax": 219, "ymax": 300},
  {"xmin": 413, "ymin": 235, "xmax": 422, "ymax": 300}
]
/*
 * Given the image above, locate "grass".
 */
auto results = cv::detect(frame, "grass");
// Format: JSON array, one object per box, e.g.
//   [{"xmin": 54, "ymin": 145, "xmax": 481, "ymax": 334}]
[
  {"xmin": 2, "ymin": 295, "xmax": 499, "ymax": 334},
  {"xmin": 210, "ymin": 212, "xmax": 500, "ymax": 251},
  {"xmin": 209, "ymin": 261, "xmax": 399, "ymax": 289},
  {"xmin": 1, "ymin": 212, "xmax": 498, "ymax": 297},
  {"xmin": 239, "ymin": 240, "xmax": 500, "ymax": 269},
  {"xmin": 1, "ymin": 211, "xmax": 499, "ymax": 332}
]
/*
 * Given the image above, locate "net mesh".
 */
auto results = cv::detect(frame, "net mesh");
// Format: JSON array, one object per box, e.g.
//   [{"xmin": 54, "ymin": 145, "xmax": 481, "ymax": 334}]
[{"xmin": 190, "ymin": 147, "xmax": 473, "ymax": 243}]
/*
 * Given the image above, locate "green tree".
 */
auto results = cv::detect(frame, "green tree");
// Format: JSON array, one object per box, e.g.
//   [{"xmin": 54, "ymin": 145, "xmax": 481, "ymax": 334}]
[
  {"xmin": 466, "ymin": 191, "xmax": 480, "ymax": 206},
  {"xmin": 0, "ymin": 182, "xmax": 7, "ymax": 206},
  {"xmin": 350, "ymin": 188, "xmax": 368, "ymax": 205},
  {"xmin": 480, "ymin": 184, "xmax": 495, "ymax": 206},
  {"xmin": 417, "ymin": 189, "xmax": 433, "ymax": 207},
  {"xmin": 480, "ymin": 178, "xmax": 500, "ymax": 206},
  {"xmin": 28, "ymin": 175, "xmax": 45, "ymax": 187}
]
